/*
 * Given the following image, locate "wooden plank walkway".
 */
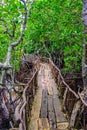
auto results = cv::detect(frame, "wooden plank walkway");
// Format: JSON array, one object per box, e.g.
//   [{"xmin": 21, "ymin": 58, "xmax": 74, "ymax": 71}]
[{"xmin": 29, "ymin": 63, "xmax": 69, "ymax": 130}]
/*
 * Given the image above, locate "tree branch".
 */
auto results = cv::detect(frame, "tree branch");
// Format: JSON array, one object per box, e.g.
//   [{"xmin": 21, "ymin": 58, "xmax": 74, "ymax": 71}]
[
  {"xmin": 0, "ymin": 18, "xmax": 13, "ymax": 38},
  {"xmin": 49, "ymin": 59, "xmax": 79, "ymax": 99},
  {"xmin": 78, "ymin": 91, "xmax": 87, "ymax": 106},
  {"xmin": 12, "ymin": 0, "xmax": 27, "ymax": 48},
  {"xmin": 69, "ymin": 100, "xmax": 82, "ymax": 129},
  {"xmin": 2, "ymin": 0, "xmax": 4, "ymax": 6},
  {"xmin": 0, "ymin": 0, "xmax": 27, "ymax": 69}
]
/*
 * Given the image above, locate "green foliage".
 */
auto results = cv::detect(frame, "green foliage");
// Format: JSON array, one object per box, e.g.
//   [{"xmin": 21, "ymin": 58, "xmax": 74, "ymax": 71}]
[
  {"xmin": 24, "ymin": 0, "xmax": 83, "ymax": 73},
  {"xmin": 0, "ymin": 0, "xmax": 24, "ymax": 68},
  {"xmin": 0, "ymin": 0, "xmax": 83, "ymax": 72}
]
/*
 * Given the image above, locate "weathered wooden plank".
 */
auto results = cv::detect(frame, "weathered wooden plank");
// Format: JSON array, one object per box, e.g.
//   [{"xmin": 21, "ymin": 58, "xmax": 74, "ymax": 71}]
[
  {"xmin": 31, "ymin": 87, "xmax": 42, "ymax": 118},
  {"xmin": 48, "ymin": 112, "xmax": 56, "ymax": 129},
  {"xmin": 29, "ymin": 118, "xmax": 39, "ymax": 130},
  {"xmin": 48, "ymin": 95, "xmax": 53, "ymax": 112},
  {"xmin": 9, "ymin": 129, "xmax": 19, "ymax": 130},
  {"xmin": 39, "ymin": 118, "xmax": 50, "ymax": 130},
  {"xmin": 38, "ymin": 118, "xmax": 43, "ymax": 130},
  {"xmin": 40, "ymin": 89, "xmax": 48, "ymax": 118},
  {"xmin": 57, "ymin": 122, "xmax": 69, "ymax": 130},
  {"xmin": 29, "ymin": 87, "xmax": 42, "ymax": 130},
  {"xmin": 48, "ymin": 95, "xmax": 56, "ymax": 129},
  {"xmin": 50, "ymin": 128, "xmax": 58, "ymax": 130},
  {"xmin": 53, "ymin": 95, "xmax": 67, "ymax": 123},
  {"xmin": 52, "ymin": 80, "xmax": 58, "ymax": 95},
  {"xmin": 47, "ymin": 85, "xmax": 53, "ymax": 95}
]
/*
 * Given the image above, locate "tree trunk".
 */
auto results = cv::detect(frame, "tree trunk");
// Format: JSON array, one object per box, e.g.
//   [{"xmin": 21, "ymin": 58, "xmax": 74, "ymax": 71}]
[{"xmin": 82, "ymin": 0, "xmax": 87, "ymax": 129}]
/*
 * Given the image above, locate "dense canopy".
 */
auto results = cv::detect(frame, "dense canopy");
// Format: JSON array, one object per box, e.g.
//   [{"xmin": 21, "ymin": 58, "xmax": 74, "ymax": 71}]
[{"xmin": 0, "ymin": 0, "xmax": 83, "ymax": 72}]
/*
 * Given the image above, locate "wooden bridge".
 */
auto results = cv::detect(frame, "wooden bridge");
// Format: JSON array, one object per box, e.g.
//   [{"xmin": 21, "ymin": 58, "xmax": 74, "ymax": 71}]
[
  {"xmin": 28, "ymin": 62, "xmax": 68, "ymax": 130},
  {"xmin": 3, "ymin": 57, "xmax": 83, "ymax": 130}
]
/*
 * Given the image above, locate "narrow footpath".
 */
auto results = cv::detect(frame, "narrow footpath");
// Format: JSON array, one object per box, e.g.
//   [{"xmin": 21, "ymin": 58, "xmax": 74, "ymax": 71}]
[{"xmin": 29, "ymin": 63, "xmax": 68, "ymax": 130}]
